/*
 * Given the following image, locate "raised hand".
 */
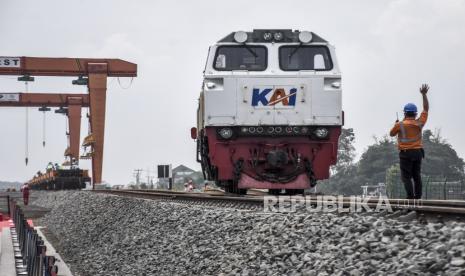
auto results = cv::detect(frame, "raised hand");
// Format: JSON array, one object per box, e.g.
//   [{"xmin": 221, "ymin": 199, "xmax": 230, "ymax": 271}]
[{"xmin": 420, "ymin": 84, "xmax": 429, "ymax": 95}]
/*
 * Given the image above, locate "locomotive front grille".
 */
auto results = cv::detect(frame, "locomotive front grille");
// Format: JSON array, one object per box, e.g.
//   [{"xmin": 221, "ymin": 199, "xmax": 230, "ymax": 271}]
[{"xmin": 215, "ymin": 125, "xmax": 331, "ymax": 140}]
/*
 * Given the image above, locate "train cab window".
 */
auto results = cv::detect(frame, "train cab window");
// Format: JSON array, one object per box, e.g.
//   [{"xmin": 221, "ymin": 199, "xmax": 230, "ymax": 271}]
[
  {"xmin": 214, "ymin": 46, "xmax": 267, "ymax": 71},
  {"xmin": 279, "ymin": 46, "xmax": 333, "ymax": 71}
]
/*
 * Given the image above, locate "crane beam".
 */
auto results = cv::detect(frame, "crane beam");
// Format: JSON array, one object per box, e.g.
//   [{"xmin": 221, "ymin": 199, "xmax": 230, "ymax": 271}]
[
  {"xmin": 0, "ymin": 56, "xmax": 137, "ymax": 77},
  {"xmin": 0, "ymin": 56, "xmax": 138, "ymax": 188},
  {"xmin": 0, "ymin": 93, "xmax": 89, "ymax": 107}
]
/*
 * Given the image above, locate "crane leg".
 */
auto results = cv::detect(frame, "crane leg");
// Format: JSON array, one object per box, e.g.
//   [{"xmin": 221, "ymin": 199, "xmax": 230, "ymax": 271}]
[
  {"xmin": 67, "ymin": 99, "xmax": 82, "ymax": 164},
  {"xmin": 88, "ymin": 65, "xmax": 108, "ymax": 188}
]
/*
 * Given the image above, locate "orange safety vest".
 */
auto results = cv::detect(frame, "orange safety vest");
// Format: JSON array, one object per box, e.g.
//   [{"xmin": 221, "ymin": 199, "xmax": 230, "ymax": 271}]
[{"xmin": 390, "ymin": 111, "xmax": 428, "ymax": 150}]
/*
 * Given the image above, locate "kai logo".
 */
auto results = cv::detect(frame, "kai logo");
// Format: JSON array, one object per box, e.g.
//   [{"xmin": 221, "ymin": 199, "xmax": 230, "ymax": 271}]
[{"xmin": 252, "ymin": 87, "xmax": 297, "ymax": 107}]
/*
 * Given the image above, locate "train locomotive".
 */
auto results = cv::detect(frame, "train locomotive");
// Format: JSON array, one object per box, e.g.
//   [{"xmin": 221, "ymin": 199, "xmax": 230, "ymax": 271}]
[{"xmin": 192, "ymin": 29, "xmax": 343, "ymax": 195}]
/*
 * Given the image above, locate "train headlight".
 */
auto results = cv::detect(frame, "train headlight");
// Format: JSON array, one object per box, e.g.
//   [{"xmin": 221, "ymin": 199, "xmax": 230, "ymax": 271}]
[
  {"xmin": 299, "ymin": 31, "xmax": 313, "ymax": 43},
  {"xmin": 273, "ymin": 32, "xmax": 283, "ymax": 41},
  {"xmin": 331, "ymin": 81, "xmax": 341, "ymax": 89},
  {"xmin": 206, "ymin": 82, "xmax": 216, "ymax": 89},
  {"xmin": 314, "ymin": 127, "xmax": 329, "ymax": 139},
  {"xmin": 234, "ymin": 31, "xmax": 248, "ymax": 43},
  {"xmin": 219, "ymin": 128, "xmax": 234, "ymax": 139}
]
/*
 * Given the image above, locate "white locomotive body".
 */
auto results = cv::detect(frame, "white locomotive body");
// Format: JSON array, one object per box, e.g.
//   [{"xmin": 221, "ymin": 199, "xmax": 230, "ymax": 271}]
[{"xmin": 193, "ymin": 30, "xmax": 343, "ymax": 194}]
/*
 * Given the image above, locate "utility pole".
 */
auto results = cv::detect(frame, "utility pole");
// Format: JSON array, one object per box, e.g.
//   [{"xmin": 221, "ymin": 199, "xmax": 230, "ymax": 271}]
[
  {"xmin": 153, "ymin": 165, "xmax": 158, "ymax": 189},
  {"xmin": 133, "ymin": 169, "xmax": 143, "ymax": 186},
  {"xmin": 146, "ymin": 167, "xmax": 155, "ymax": 189},
  {"xmin": 146, "ymin": 168, "xmax": 150, "ymax": 186}
]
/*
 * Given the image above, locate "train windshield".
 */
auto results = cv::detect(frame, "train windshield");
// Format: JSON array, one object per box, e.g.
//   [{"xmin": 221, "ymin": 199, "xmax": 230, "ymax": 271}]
[
  {"xmin": 279, "ymin": 46, "xmax": 332, "ymax": 71},
  {"xmin": 214, "ymin": 46, "xmax": 267, "ymax": 71}
]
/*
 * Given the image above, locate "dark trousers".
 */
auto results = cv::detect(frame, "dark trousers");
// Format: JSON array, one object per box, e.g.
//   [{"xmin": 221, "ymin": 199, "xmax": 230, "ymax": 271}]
[
  {"xmin": 23, "ymin": 193, "xmax": 29, "ymax": 206},
  {"xmin": 399, "ymin": 149, "xmax": 423, "ymax": 199}
]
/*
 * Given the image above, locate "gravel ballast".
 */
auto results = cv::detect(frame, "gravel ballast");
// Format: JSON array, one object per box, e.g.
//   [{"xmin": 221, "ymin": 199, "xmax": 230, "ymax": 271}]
[{"xmin": 33, "ymin": 191, "xmax": 465, "ymax": 276}]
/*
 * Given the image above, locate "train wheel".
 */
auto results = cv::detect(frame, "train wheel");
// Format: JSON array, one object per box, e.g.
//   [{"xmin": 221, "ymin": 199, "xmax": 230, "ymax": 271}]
[
  {"xmin": 224, "ymin": 181, "xmax": 246, "ymax": 195},
  {"xmin": 224, "ymin": 185, "xmax": 233, "ymax": 193},
  {"xmin": 224, "ymin": 181, "xmax": 236, "ymax": 194},
  {"xmin": 268, "ymin": 189, "xmax": 281, "ymax": 195},
  {"xmin": 285, "ymin": 189, "xmax": 295, "ymax": 195},
  {"xmin": 216, "ymin": 180, "xmax": 225, "ymax": 189},
  {"xmin": 285, "ymin": 189, "xmax": 305, "ymax": 195}
]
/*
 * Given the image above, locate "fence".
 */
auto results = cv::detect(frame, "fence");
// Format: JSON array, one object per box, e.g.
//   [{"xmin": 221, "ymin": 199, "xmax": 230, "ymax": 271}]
[
  {"xmin": 9, "ymin": 200, "xmax": 58, "ymax": 276},
  {"xmin": 387, "ymin": 174, "xmax": 465, "ymax": 200},
  {"xmin": 0, "ymin": 194, "xmax": 11, "ymax": 216}
]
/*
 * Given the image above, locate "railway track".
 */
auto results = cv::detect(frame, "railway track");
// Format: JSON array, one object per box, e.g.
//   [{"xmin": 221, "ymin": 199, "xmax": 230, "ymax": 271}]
[
  {"xmin": 92, "ymin": 189, "xmax": 264, "ymax": 210},
  {"xmin": 91, "ymin": 189, "xmax": 465, "ymax": 218}
]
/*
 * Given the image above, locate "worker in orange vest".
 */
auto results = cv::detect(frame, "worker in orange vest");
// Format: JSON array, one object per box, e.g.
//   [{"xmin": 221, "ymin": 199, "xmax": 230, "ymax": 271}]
[
  {"xmin": 20, "ymin": 183, "xmax": 30, "ymax": 206},
  {"xmin": 390, "ymin": 84, "xmax": 430, "ymax": 199}
]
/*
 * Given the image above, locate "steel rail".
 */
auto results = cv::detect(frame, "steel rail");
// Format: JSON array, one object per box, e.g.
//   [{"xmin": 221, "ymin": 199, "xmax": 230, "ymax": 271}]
[
  {"xmin": 92, "ymin": 189, "xmax": 263, "ymax": 203},
  {"xmin": 90, "ymin": 190, "xmax": 465, "ymax": 216}
]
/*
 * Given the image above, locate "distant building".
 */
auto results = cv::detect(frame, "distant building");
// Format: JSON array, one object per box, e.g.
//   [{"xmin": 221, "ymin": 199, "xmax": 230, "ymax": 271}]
[
  {"xmin": 154, "ymin": 165, "xmax": 205, "ymax": 190},
  {"xmin": 172, "ymin": 165, "xmax": 196, "ymax": 186}
]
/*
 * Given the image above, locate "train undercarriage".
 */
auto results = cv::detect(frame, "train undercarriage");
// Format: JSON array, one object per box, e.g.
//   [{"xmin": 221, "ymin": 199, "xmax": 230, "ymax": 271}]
[{"xmin": 197, "ymin": 126, "xmax": 341, "ymax": 195}]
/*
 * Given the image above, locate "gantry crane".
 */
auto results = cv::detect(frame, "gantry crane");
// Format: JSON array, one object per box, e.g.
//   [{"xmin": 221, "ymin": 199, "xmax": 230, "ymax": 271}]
[{"xmin": 0, "ymin": 56, "xmax": 137, "ymax": 187}]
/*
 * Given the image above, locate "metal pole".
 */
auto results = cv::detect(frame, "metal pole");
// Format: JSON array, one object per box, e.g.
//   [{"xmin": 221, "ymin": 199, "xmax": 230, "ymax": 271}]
[
  {"xmin": 6, "ymin": 195, "xmax": 10, "ymax": 215},
  {"xmin": 443, "ymin": 178, "xmax": 448, "ymax": 200},
  {"xmin": 424, "ymin": 176, "xmax": 429, "ymax": 200}
]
